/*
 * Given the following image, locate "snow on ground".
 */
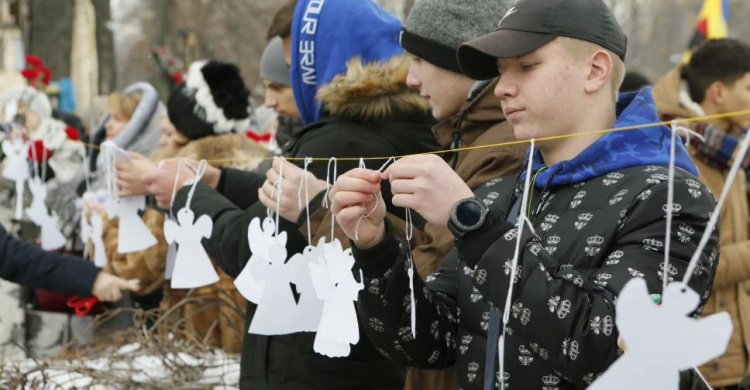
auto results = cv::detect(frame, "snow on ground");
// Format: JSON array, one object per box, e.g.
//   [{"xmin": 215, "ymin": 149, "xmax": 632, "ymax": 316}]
[{"xmin": 1, "ymin": 343, "xmax": 240, "ymax": 389}]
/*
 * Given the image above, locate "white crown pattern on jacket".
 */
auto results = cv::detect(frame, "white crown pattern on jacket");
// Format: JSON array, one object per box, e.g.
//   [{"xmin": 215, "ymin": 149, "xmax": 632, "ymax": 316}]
[{"xmin": 186, "ymin": 61, "xmax": 251, "ymax": 134}]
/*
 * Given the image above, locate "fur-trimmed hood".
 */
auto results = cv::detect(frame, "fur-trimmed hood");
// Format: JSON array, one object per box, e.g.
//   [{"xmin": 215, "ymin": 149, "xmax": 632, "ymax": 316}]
[
  {"xmin": 175, "ymin": 132, "xmax": 268, "ymax": 172},
  {"xmin": 316, "ymin": 55, "xmax": 430, "ymax": 122}
]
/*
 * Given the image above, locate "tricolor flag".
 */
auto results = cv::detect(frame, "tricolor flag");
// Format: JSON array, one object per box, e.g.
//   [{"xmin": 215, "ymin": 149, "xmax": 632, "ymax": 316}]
[{"xmin": 683, "ymin": 0, "xmax": 729, "ymax": 62}]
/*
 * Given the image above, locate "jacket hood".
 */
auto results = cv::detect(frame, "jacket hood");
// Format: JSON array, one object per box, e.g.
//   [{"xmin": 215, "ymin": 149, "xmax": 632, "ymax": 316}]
[
  {"xmin": 176, "ymin": 133, "xmax": 267, "ymax": 171},
  {"xmin": 433, "ymin": 78, "xmax": 506, "ymax": 149},
  {"xmin": 652, "ymin": 66, "xmax": 702, "ymax": 118},
  {"xmin": 316, "ymin": 55, "xmax": 430, "ymax": 122},
  {"xmin": 291, "ymin": 0, "xmax": 403, "ymax": 125},
  {"xmin": 528, "ymin": 87, "xmax": 699, "ymax": 188}
]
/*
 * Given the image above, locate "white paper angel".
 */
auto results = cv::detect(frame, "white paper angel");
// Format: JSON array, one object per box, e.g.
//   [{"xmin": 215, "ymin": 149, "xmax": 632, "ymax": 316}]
[
  {"xmin": 2, "ymin": 138, "xmax": 30, "ymax": 220},
  {"xmin": 234, "ymin": 217, "xmax": 286, "ymax": 303},
  {"xmin": 164, "ymin": 208, "xmax": 218, "ymax": 289},
  {"xmin": 115, "ymin": 195, "xmax": 158, "ymax": 253},
  {"xmin": 25, "ymin": 177, "xmax": 66, "ymax": 250},
  {"xmin": 89, "ymin": 213, "xmax": 107, "ymax": 267},
  {"xmin": 248, "ymin": 244, "xmax": 300, "ymax": 335},
  {"xmin": 589, "ymin": 278, "xmax": 732, "ymax": 389},
  {"xmin": 288, "ymin": 242, "xmax": 326, "ymax": 332},
  {"xmin": 310, "ymin": 239, "xmax": 364, "ymax": 357}
]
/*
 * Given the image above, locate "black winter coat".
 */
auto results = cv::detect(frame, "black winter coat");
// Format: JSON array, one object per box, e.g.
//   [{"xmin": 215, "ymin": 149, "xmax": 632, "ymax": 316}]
[
  {"xmin": 352, "ymin": 165, "xmax": 719, "ymax": 390},
  {"xmin": 173, "ymin": 109, "xmax": 438, "ymax": 389},
  {"xmin": 0, "ymin": 223, "xmax": 98, "ymax": 295}
]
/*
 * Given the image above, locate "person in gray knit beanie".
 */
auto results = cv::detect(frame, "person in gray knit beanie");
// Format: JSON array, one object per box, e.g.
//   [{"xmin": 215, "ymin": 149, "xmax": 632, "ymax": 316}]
[
  {"xmin": 400, "ymin": 0, "xmax": 515, "ymax": 121},
  {"xmin": 400, "ymin": 0, "xmax": 513, "ymax": 74},
  {"xmin": 260, "ymin": 37, "xmax": 291, "ymax": 87}
]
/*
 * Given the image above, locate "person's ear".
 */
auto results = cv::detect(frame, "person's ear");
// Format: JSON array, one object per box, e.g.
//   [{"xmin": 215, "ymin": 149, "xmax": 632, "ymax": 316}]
[
  {"xmin": 704, "ymin": 81, "xmax": 726, "ymax": 107},
  {"xmin": 584, "ymin": 50, "xmax": 613, "ymax": 95}
]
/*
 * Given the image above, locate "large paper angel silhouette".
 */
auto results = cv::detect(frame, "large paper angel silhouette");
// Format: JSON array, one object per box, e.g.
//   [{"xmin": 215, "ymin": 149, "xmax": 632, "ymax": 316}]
[
  {"xmin": 2, "ymin": 138, "xmax": 30, "ymax": 220},
  {"xmin": 310, "ymin": 239, "xmax": 364, "ymax": 357},
  {"xmin": 235, "ymin": 217, "xmax": 286, "ymax": 303},
  {"xmin": 589, "ymin": 278, "xmax": 732, "ymax": 389},
  {"xmin": 115, "ymin": 195, "xmax": 158, "ymax": 253},
  {"xmin": 25, "ymin": 177, "xmax": 66, "ymax": 250},
  {"xmin": 164, "ymin": 208, "xmax": 218, "ymax": 289}
]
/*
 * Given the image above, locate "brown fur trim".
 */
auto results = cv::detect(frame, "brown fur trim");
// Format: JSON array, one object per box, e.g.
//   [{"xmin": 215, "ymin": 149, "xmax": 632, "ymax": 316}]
[
  {"xmin": 316, "ymin": 55, "xmax": 430, "ymax": 121},
  {"xmin": 176, "ymin": 133, "xmax": 268, "ymax": 171}
]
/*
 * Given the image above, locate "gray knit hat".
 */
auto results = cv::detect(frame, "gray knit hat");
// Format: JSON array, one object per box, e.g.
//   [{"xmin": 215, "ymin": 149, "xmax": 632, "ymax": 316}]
[
  {"xmin": 401, "ymin": 0, "xmax": 514, "ymax": 74},
  {"xmin": 260, "ymin": 37, "xmax": 291, "ymax": 87}
]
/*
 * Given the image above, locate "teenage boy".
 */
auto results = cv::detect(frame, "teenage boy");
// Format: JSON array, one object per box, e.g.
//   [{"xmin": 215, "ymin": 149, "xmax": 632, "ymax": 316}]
[
  {"xmin": 653, "ymin": 38, "xmax": 750, "ymax": 388},
  {"xmin": 330, "ymin": 0, "xmax": 719, "ymax": 388}
]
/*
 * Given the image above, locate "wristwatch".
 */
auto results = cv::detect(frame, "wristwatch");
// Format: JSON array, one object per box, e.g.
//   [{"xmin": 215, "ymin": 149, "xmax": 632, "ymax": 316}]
[{"xmin": 448, "ymin": 197, "xmax": 488, "ymax": 238}]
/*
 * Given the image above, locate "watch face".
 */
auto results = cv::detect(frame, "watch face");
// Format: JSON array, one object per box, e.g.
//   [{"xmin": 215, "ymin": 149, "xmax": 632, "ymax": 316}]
[{"xmin": 457, "ymin": 199, "xmax": 483, "ymax": 227}]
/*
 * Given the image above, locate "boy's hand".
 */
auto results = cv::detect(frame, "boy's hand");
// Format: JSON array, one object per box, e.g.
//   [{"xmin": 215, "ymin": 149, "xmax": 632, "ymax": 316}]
[
  {"xmin": 383, "ymin": 154, "xmax": 473, "ymax": 227},
  {"xmin": 258, "ymin": 158, "xmax": 329, "ymax": 222},
  {"xmin": 330, "ymin": 168, "xmax": 385, "ymax": 249}
]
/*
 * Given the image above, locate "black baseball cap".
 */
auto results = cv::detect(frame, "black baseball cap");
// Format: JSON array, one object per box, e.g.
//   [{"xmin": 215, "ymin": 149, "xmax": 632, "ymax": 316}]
[{"xmin": 457, "ymin": 0, "xmax": 627, "ymax": 80}]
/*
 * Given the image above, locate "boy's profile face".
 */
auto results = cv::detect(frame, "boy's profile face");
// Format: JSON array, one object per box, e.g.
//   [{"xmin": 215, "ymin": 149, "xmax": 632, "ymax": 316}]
[
  {"xmin": 405, "ymin": 56, "xmax": 474, "ymax": 121},
  {"xmin": 718, "ymin": 72, "xmax": 750, "ymax": 130},
  {"xmin": 493, "ymin": 39, "xmax": 586, "ymax": 141}
]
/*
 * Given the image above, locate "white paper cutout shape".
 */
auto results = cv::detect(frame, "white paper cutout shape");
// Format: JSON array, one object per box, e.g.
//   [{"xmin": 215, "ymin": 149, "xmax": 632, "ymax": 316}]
[
  {"xmin": 235, "ymin": 217, "xmax": 286, "ymax": 303},
  {"xmin": 89, "ymin": 213, "xmax": 107, "ymax": 267},
  {"xmin": 164, "ymin": 208, "xmax": 218, "ymax": 289},
  {"xmin": 248, "ymin": 245, "xmax": 300, "ymax": 335},
  {"xmin": 310, "ymin": 239, "xmax": 364, "ymax": 358},
  {"xmin": 288, "ymin": 242, "xmax": 326, "ymax": 332},
  {"xmin": 2, "ymin": 138, "xmax": 29, "ymax": 220},
  {"xmin": 80, "ymin": 208, "xmax": 92, "ymax": 260},
  {"xmin": 589, "ymin": 278, "xmax": 732, "ymax": 389},
  {"xmin": 164, "ymin": 211, "xmax": 178, "ymax": 280},
  {"xmin": 115, "ymin": 195, "xmax": 158, "ymax": 253},
  {"xmin": 25, "ymin": 177, "xmax": 66, "ymax": 250}
]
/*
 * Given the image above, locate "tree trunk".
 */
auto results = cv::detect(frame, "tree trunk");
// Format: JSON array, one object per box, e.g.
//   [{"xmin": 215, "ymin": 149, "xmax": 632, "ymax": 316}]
[{"xmin": 27, "ymin": 0, "xmax": 73, "ymax": 78}]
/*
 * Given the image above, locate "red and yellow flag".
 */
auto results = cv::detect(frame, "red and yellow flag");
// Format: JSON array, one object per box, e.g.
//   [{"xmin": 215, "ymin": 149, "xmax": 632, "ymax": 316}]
[{"xmin": 683, "ymin": 0, "xmax": 729, "ymax": 62}]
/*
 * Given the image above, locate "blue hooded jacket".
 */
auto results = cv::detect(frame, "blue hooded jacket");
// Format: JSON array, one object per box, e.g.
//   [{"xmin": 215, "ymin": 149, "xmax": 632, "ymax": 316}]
[
  {"xmin": 526, "ymin": 87, "xmax": 699, "ymax": 188},
  {"xmin": 291, "ymin": 0, "xmax": 403, "ymax": 125}
]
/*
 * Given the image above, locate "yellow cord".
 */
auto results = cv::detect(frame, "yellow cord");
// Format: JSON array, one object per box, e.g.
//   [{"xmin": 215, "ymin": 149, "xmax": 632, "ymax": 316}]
[{"xmin": 79, "ymin": 109, "xmax": 750, "ymax": 163}]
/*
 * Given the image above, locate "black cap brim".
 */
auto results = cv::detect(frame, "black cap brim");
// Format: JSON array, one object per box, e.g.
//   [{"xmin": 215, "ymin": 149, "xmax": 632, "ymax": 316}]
[{"xmin": 457, "ymin": 30, "xmax": 556, "ymax": 80}]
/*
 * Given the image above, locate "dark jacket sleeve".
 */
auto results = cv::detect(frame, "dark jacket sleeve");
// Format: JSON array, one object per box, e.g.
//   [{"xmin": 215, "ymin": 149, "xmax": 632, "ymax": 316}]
[
  {"xmin": 457, "ymin": 177, "xmax": 718, "ymax": 387},
  {"xmin": 0, "ymin": 224, "xmax": 99, "ymax": 296},
  {"xmin": 352, "ymin": 219, "xmax": 462, "ymax": 369},
  {"xmin": 216, "ymin": 167, "xmax": 265, "ymax": 209}
]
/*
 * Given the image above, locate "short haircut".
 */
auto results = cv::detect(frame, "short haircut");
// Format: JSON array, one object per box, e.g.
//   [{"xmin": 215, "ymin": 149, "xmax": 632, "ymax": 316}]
[
  {"xmin": 557, "ymin": 37, "xmax": 626, "ymax": 101},
  {"xmin": 266, "ymin": 0, "xmax": 297, "ymax": 40},
  {"xmin": 683, "ymin": 38, "xmax": 750, "ymax": 103},
  {"xmin": 107, "ymin": 90, "xmax": 142, "ymax": 121}
]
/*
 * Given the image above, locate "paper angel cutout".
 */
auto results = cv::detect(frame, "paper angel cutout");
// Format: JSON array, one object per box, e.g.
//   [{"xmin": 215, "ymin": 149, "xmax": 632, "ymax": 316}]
[
  {"xmin": 164, "ymin": 212, "xmax": 177, "ymax": 280},
  {"xmin": 2, "ymin": 138, "xmax": 30, "ymax": 220},
  {"xmin": 288, "ymin": 242, "xmax": 326, "ymax": 332},
  {"xmin": 25, "ymin": 177, "xmax": 66, "ymax": 250},
  {"xmin": 248, "ymin": 244, "xmax": 300, "ymax": 335},
  {"xmin": 589, "ymin": 278, "xmax": 732, "ymax": 389},
  {"xmin": 164, "ymin": 208, "xmax": 218, "ymax": 289},
  {"xmin": 90, "ymin": 213, "xmax": 107, "ymax": 267},
  {"xmin": 234, "ymin": 217, "xmax": 286, "ymax": 303},
  {"xmin": 310, "ymin": 239, "xmax": 364, "ymax": 357},
  {"xmin": 115, "ymin": 195, "xmax": 158, "ymax": 253}
]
